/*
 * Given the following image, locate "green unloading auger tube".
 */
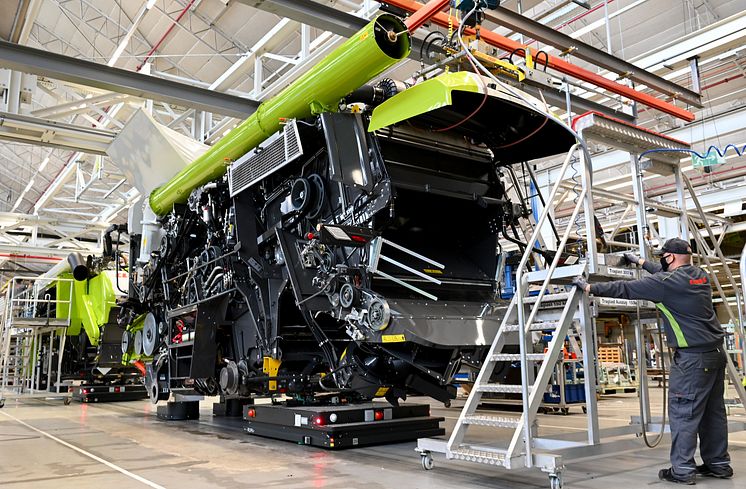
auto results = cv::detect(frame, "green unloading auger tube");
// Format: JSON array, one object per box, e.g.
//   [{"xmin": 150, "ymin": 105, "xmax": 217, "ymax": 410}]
[{"xmin": 149, "ymin": 14, "xmax": 411, "ymax": 216}]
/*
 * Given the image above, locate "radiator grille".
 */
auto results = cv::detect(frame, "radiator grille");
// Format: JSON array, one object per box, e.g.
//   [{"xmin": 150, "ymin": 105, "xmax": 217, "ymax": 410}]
[{"xmin": 229, "ymin": 120, "xmax": 303, "ymax": 197}]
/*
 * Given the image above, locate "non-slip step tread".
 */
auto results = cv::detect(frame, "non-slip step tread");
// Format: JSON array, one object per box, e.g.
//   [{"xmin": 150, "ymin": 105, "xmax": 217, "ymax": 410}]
[{"xmin": 462, "ymin": 414, "xmax": 522, "ymax": 428}]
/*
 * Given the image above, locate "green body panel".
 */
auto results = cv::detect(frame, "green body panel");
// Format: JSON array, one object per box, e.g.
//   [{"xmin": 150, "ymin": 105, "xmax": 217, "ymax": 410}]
[
  {"xmin": 368, "ymin": 71, "xmax": 483, "ymax": 132},
  {"xmin": 149, "ymin": 14, "xmax": 411, "ymax": 215},
  {"xmin": 56, "ymin": 272, "xmax": 118, "ymax": 346}
]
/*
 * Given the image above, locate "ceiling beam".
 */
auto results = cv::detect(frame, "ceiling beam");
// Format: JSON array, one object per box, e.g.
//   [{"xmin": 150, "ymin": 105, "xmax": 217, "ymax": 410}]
[
  {"xmin": 0, "ymin": 39, "xmax": 258, "ymax": 119},
  {"xmin": 237, "ymin": 0, "xmax": 366, "ymax": 37},
  {"xmin": 0, "ymin": 111, "xmax": 114, "ymax": 155}
]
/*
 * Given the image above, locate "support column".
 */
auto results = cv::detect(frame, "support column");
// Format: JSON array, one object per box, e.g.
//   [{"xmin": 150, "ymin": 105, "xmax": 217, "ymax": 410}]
[
  {"xmin": 630, "ymin": 154, "xmax": 650, "ymax": 260},
  {"xmin": 579, "ymin": 141, "xmax": 598, "ymax": 272}
]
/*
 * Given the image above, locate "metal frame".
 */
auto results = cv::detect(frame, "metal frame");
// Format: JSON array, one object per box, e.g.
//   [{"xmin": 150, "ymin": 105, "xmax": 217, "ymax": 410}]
[
  {"xmin": 0, "ymin": 275, "xmax": 74, "ymax": 404},
  {"xmin": 382, "ymin": 0, "xmax": 696, "ymax": 121},
  {"xmin": 484, "ymin": 6, "xmax": 702, "ymax": 107},
  {"xmin": 417, "ymin": 110, "xmax": 746, "ymax": 489}
]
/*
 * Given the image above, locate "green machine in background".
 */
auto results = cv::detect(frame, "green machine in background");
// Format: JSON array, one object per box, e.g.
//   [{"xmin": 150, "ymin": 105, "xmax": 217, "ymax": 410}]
[
  {"xmin": 48, "ymin": 245, "xmax": 148, "ymax": 402},
  {"xmin": 55, "ymin": 253, "xmax": 118, "ymax": 351}
]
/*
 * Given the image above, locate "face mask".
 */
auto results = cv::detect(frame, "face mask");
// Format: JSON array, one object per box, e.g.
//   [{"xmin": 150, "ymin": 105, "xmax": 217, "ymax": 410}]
[{"xmin": 660, "ymin": 254, "xmax": 671, "ymax": 271}]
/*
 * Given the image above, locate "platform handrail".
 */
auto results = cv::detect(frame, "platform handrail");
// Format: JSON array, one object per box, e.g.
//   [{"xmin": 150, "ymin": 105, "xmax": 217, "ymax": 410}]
[{"xmin": 509, "ymin": 142, "xmax": 584, "ymax": 465}]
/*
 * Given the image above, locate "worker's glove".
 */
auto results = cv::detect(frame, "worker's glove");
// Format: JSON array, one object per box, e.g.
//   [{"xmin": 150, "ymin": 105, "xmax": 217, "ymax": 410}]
[
  {"xmin": 571, "ymin": 276, "xmax": 589, "ymax": 292},
  {"xmin": 623, "ymin": 252, "xmax": 641, "ymax": 265}
]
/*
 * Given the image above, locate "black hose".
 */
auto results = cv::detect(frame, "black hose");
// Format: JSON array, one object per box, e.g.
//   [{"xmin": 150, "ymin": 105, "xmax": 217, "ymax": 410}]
[
  {"xmin": 535, "ymin": 50, "xmax": 549, "ymax": 71},
  {"xmin": 635, "ymin": 275, "xmax": 666, "ymax": 448}
]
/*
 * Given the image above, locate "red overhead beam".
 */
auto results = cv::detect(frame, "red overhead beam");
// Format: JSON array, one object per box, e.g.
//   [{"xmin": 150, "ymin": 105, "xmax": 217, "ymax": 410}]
[
  {"xmin": 405, "ymin": 0, "xmax": 450, "ymax": 31},
  {"xmin": 385, "ymin": 0, "xmax": 695, "ymax": 122}
]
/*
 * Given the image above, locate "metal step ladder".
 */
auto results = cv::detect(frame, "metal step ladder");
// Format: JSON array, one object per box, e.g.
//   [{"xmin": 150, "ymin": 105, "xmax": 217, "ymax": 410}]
[{"xmin": 446, "ymin": 276, "xmax": 585, "ymax": 469}]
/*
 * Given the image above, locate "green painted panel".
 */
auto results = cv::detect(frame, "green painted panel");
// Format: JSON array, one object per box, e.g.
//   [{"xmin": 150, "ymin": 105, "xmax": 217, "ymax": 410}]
[
  {"xmin": 368, "ymin": 71, "xmax": 483, "ymax": 132},
  {"xmin": 56, "ymin": 272, "xmax": 117, "ymax": 346}
]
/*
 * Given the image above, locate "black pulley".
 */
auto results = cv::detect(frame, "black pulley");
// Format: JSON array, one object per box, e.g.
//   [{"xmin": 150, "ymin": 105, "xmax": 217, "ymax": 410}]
[
  {"xmin": 290, "ymin": 178, "xmax": 312, "ymax": 213},
  {"xmin": 306, "ymin": 174, "xmax": 325, "ymax": 219},
  {"xmin": 339, "ymin": 283, "xmax": 359, "ymax": 308},
  {"xmin": 142, "ymin": 314, "xmax": 158, "ymax": 356}
]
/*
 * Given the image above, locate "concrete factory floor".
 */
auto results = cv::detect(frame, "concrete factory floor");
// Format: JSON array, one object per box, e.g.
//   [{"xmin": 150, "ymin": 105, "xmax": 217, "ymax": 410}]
[{"xmin": 1, "ymin": 387, "xmax": 745, "ymax": 488}]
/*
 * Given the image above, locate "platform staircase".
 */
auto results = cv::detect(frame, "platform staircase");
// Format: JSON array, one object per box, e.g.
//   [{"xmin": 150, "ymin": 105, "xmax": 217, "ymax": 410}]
[
  {"xmin": 416, "ymin": 111, "xmax": 746, "ymax": 489},
  {"xmin": 447, "ymin": 283, "xmax": 585, "ymax": 469},
  {"xmin": 0, "ymin": 277, "xmax": 72, "ymax": 404}
]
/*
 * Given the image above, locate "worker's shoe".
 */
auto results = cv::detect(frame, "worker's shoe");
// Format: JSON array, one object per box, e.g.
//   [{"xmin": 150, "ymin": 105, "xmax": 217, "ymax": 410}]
[
  {"xmin": 658, "ymin": 468, "xmax": 696, "ymax": 485},
  {"xmin": 696, "ymin": 464, "xmax": 733, "ymax": 479}
]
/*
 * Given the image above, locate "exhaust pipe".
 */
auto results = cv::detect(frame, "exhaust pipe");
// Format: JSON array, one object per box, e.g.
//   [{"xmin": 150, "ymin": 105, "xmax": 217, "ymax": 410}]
[{"xmin": 67, "ymin": 252, "xmax": 89, "ymax": 281}]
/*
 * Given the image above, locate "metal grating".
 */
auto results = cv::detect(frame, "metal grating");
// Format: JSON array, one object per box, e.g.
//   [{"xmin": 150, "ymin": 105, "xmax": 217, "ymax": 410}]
[{"xmin": 229, "ymin": 120, "xmax": 304, "ymax": 197}]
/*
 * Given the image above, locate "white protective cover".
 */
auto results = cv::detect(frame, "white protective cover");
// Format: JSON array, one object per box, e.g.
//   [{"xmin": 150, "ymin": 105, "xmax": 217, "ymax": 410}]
[
  {"xmin": 107, "ymin": 109, "xmax": 209, "ymax": 233},
  {"xmin": 108, "ymin": 109, "xmax": 208, "ymax": 197}
]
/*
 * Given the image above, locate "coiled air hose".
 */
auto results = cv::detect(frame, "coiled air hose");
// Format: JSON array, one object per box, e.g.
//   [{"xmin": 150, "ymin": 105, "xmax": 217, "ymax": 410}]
[{"xmin": 634, "ymin": 267, "xmax": 667, "ymax": 448}]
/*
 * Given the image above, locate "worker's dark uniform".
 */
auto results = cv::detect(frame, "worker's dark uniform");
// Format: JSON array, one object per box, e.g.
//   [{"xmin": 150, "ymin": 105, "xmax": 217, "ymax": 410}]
[{"xmin": 590, "ymin": 263, "xmax": 729, "ymax": 480}]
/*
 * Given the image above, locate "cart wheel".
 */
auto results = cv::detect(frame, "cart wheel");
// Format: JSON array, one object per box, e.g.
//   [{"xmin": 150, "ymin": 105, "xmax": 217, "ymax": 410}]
[
  {"xmin": 64, "ymin": 397, "xmax": 72, "ymax": 406},
  {"xmin": 560, "ymin": 408, "xmax": 569, "ymax": 415},
  {"xmin": 549, "ymin": 472, "xmax": 563, "ymax": 489},
  {"xmin": 421, "ymin": 452, "xmax": 434, "ymax": 471},
  {"xmin": 582, "ymin": 406, "xmax": 587, "ymax": 414},
  {"xmin": 444, "ymin": 400, "xmax": 451, "ymax": 408},
  {"xmin": 0, "ymin": 399, "xmax": 5, "ymax": 408}
]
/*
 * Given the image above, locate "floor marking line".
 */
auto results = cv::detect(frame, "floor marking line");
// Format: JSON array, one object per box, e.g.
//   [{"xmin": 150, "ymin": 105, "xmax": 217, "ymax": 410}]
[{"xmin": 0, "ymin": 411, "xmax": 166, "ymax": 489}]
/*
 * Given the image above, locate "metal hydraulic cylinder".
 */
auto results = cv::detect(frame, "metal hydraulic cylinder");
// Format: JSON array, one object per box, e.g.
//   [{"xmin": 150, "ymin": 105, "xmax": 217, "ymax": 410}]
[{"xmin": 148, "ymin": 14, "xmax": 411, "ymax": 216}]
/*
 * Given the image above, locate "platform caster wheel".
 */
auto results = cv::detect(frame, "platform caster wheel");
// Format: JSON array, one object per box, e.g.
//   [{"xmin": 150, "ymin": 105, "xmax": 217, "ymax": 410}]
[
  {"xmin": 549, "ymin": 473, "xmax": 563, "ymax": 489},
  {"xmin": 421, "ymin": 453, "xmax": 434, "ymax": 471},
  {"xmin": 0, "ymin": 399, "xmax": 5, "ymax": 408},
  {"xmin": 64, "ymin": 397, "xmax": 72, "ymax": 406},
  {"xmin": 560, "ymin": 407, "xmax": 569, "ymax": 415},
  {"xmin": 444, "ymin": 400, "xmax": 451, "ymax": 408},
  {"xmin": 582, "ymin": 406, "xmax": 587, "ymax": 414}
]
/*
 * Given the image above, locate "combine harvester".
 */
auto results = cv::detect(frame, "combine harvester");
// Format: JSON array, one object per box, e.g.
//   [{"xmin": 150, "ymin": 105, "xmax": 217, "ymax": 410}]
[
  {"xmin": 103, "ymin": 0, "xmax": 584, "ymax": 448},
  {"xmin": 0, "ymin": 227, "xmax": 146, "ymax": 406}
]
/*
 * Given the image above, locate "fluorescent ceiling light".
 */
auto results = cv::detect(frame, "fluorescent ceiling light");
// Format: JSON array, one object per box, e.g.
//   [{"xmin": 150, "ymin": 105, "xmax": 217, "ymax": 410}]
[{"xmin": 38, "ymin": 157, "xmax": 50, "ymax": 172}]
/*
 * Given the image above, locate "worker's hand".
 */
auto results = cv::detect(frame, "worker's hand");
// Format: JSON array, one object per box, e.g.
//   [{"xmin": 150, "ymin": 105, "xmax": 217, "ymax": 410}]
[
  {"xmin": 571, "ymin": 276, "xmax": 590, "ymax": 293},
  {"xmin": 623, "ymin": 252, "xmax": 642, "ymax": 266}
]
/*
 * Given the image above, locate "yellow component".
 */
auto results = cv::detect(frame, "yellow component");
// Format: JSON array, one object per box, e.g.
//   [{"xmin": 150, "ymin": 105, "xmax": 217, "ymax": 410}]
[
  {"xmin": 423, "ymin": 268, "xmax": 443, "ymax": 275},
  {"xmin": 375, "ymin": 387, "xmax": 390, "ymax": 397},
  {"xmin": 382, "ymin": 334, "xmax": 406, "ymax": 343},
  {"xmin": 742, "ymin": 376, "xmax": 746, "ymax": 388},
  {"xmin": 263, "ymin": 356, "xmax": 282, "ymax": 391},
  {"xmin": 472, "ymin": 50, "xmax": 525, "ymax": 82},
  {"xmin": 340, "ymin": 347, "xmax": 347, "ymax": 361}
]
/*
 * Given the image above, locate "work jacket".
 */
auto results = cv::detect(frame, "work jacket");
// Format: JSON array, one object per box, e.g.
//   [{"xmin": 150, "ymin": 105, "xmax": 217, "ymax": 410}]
[{"xmin": 590, "ymin": 264, "xmax": 724, "ymax": 350}]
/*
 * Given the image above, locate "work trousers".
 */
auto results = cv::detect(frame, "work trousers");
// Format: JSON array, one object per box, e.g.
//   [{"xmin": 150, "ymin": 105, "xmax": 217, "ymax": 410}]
[{"xmin": 668, "ymin": 347, "xmax": 730, "ymax": 479}]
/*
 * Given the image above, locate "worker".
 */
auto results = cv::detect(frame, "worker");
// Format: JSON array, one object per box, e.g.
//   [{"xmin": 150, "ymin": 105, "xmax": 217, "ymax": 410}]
[{"xmin": 572, "ymin": 238, "xmax": 732, "ymax": 485}]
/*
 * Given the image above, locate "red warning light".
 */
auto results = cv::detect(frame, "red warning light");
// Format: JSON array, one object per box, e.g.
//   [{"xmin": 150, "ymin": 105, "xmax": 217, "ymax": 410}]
[
  {"xmin": 247, "ymin": 408, "xmax": 256, "ymax": 418},
  {"xmin": 306, "ymin": 232, "xmax": 315, "ymax": 240},
  {"xmin": 114, "ymin": 387, "xmax": 121, "ymax": 393},
  {"xmin": 374, "ymin": 410, "xmax": 384, "ymax": 421},
  {"xmin": 350, "ymin": 235, "xmax": 367, "ymax": 243},
  {"xmin": 82, "ymin": 388, "xmax": 90, "ymax": 394},
  {"xmin": 313, "ymin": 416, "xmax": 325, "ymax": 426}
]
